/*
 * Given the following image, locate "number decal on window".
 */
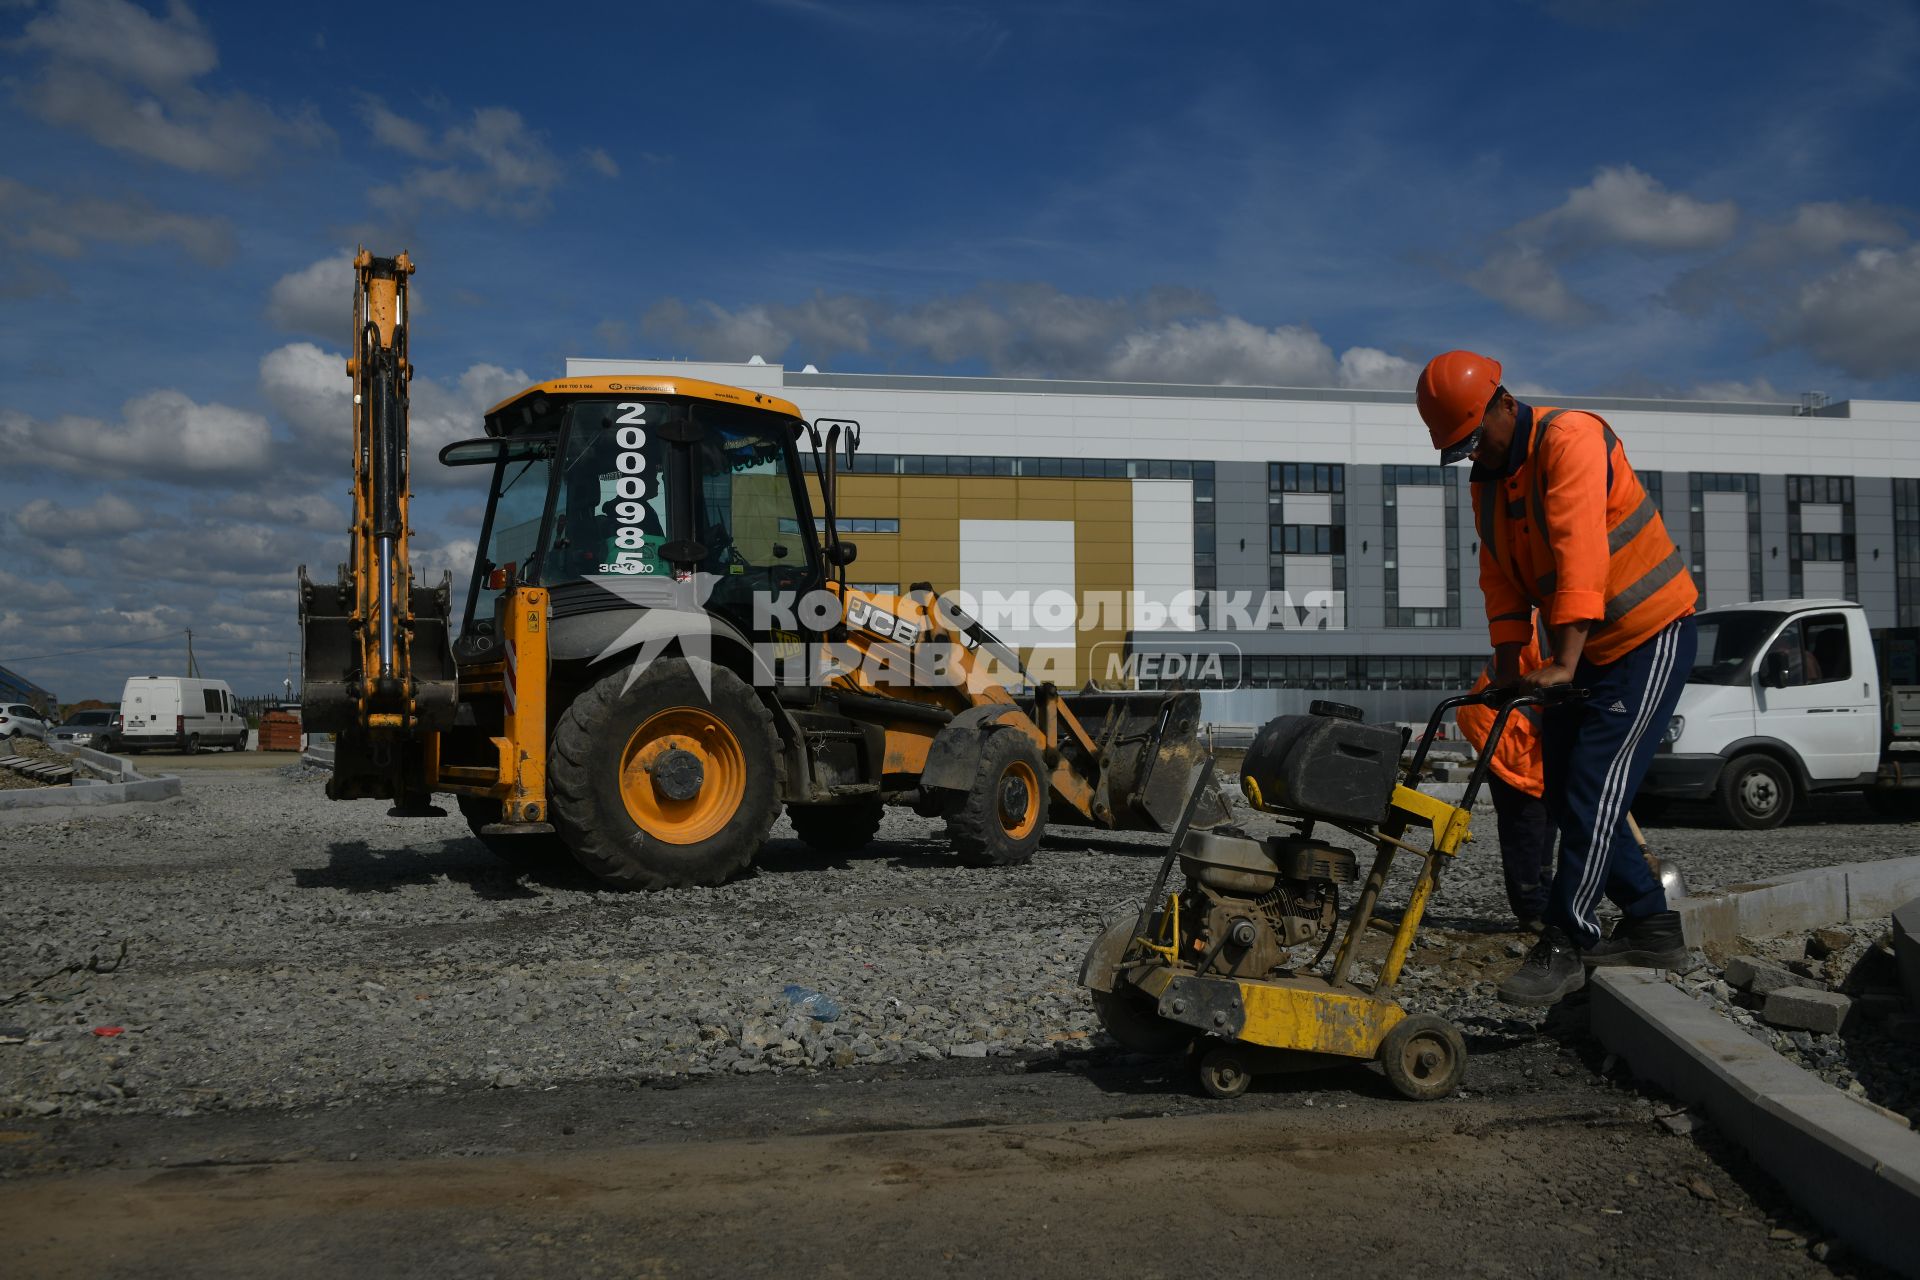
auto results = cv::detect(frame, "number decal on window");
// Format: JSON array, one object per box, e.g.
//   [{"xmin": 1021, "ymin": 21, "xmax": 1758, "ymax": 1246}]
[{"xmin": 605, "ymin": 403, "xmax": 655, "ymax": 574}]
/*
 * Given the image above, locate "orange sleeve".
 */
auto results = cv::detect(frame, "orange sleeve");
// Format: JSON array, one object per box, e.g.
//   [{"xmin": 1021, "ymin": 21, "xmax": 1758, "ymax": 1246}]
[
  {"xmin": 1475, "ymin": 482, "xmax": 1534, "ymax": 647},
  {"xmin": 1539, "ymin": 415, "xmax": 1609, "ymax": 626}
]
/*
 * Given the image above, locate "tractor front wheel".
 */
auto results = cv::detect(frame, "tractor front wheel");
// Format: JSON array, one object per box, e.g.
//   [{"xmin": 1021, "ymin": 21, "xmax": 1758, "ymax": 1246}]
[
  {"xmin": 550, "ymin": 658, "xmax": 780, "ymax": 890},
  {"xmin": 945, "ymin": 729, "xmax": 1047, "ymax": 867}
]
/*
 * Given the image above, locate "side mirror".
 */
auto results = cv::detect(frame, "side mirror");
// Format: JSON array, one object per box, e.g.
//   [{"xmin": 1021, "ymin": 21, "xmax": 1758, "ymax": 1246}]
[
  {"xmin": 1761, "ymin": 650, "xmax": 1792, "ymax": 688},
  {"xmin": 828, "ymin": 541, "xmax": 859, "ymax": 567}
]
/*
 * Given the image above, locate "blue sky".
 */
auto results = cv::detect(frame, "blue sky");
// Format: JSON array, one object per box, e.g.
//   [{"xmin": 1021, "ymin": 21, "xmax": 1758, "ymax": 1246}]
[{"xmin": 3, "ymin": 0, "xmax": 1918, "ymax": 699}]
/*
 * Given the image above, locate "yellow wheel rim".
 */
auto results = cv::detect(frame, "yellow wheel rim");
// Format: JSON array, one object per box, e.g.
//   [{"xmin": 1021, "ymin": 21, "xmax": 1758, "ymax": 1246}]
[
  {"xmin": 998, "ymin": 758, "xmax": 1041, "ymax": 840},
  {"xmin": 618, "ymin": 707, "xmax": 745, "ymax": 845}
]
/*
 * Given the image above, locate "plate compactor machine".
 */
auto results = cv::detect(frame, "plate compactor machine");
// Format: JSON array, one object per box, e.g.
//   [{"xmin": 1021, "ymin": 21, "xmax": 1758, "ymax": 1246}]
[
  {"xmin": 299, "ymin": 251, "xmax": 1232, "ymax": 891},
  {"xmin": 1081, "ymin": 686, "xmax": 1572, "ymax": 1101}
]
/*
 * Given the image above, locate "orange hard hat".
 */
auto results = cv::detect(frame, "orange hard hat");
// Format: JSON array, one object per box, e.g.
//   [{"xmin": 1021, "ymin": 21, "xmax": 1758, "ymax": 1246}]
[{"xmin": 1416, "ymin": 350, "xmax": 1503, "ymax": 463}]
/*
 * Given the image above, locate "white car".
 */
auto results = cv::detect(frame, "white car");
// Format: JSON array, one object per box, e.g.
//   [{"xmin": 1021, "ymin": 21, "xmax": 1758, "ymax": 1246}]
[{"xmin": 0, "ymin": 702, "xmax": 50, "ymax": 744}]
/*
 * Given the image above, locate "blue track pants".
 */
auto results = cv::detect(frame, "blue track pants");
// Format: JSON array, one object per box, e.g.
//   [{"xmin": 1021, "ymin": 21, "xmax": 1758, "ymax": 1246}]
[{"xmin": 1539, "ymin": 616, "xmax": 1696, "ymax": 946}]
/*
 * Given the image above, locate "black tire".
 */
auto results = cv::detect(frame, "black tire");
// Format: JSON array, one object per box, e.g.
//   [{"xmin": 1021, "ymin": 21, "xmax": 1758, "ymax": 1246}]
[
  {"xmin": 1865, "ymin": 789, "xmax": 1920, "ymax": 821},
  {"xmin": 457, "ymin": 794, "xmax": 568, "ymax": 871},
  {"xmin": 185, "ymin": 734, "xmax": 200, "ymax": 755},
  {"xmin": 550, "ymin": 657, "xmax": 780, "ymax": 891},
  {"xmin": 944, "ymin": 729, "xmax": 1048, "ymax": 867},
  {"xmin": 1198, "ymin": 1043, "xmax": 1254, "ymax": 1099},
  {"xmin": 1715, "ymin": 753, "xmax": 1793, "ymax": 830},
  {"xmin": 1379, "ymin": 1014, "xmax": 1467, "ymax": 1101},
  {"xmin": 787, "ymin": 797, "xmax": 885, "ymax": 853}
]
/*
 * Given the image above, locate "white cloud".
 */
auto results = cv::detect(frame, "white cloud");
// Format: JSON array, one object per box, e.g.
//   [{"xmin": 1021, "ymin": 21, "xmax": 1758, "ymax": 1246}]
[
  {"xmin": 0, "ymin": 177, "xmax": 234, "ymax": 296},
  {"xmin": 0, "ymin": 389, "xmax": 272, "ymax": 480},
  {"xmin": 363, "ymin": 101, "xmax": 566, "ymax": 217},
  {"xmin": 1780, "ymin": 244, "xmax": 1920, "ymax": 380},
  {"xmin": 583, "ymin": 146, "xmax": 620, "ymax": 178},
  {"xmin": 640, "ymin": 283, "xmax": 1412, "ymax": 388},
  {"xmin": 14, "ymin": 0, "xmax": 328, "ymax": 174},
  {"xmin": 265, "ymin": 251, "xmax": 354, "ymax": 340},
  {"xmin": 1521, "ymin": 165, "xmax": 1739, "ymax": 253},
  {"xmin": 11, "ymin": 493, "xmax": 148, "ymax": 539},
  {"xmin": 259, "ymin": 341, "xmax": 527, "ymax": 484},
  {"xmin": 1465, "ymin": 165, "xmax": 1736, "ymax": 326},
  {"xmin": 1463, "ymin": 244, "xmax": 1597, "ymax": 326}
]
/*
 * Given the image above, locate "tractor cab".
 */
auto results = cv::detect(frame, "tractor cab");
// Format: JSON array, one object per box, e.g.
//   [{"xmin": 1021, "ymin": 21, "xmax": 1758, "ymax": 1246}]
[{"xmin": 441, "ymin": 376, "xmax": 839, "ymax": 656}]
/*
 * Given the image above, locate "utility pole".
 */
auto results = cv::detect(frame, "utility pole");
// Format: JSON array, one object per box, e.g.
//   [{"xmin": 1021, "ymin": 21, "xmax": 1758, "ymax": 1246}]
[{"xmin": 185, "ymin": 629, "xmax": 200, "ymax": 678}]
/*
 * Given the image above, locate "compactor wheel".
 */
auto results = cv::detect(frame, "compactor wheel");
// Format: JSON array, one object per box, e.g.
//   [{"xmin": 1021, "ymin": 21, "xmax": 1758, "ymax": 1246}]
[
  {"xmin": 945, "ymin": 729, "xmax": 1047, "ymax": 867},
  {"xmin": 1378, "ymin": 1014, "xmax": 1467, "ymax": 1101},
  {"xmin": 550, "ymin": 657, "xmax": 780, "ymax": 891},
  {"xmin": 786, "ymin": 797, "xmax": 885, "ymax": 854},
  {"xmin": 1198, "ymin": 1043, "xmax": 1254, "ymax": 1100}
]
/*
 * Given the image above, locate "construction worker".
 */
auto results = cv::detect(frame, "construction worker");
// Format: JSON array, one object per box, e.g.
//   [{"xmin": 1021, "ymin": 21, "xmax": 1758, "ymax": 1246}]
[
  {"xmin": 1417, "ymin": 351, "xmax": 1698, "ymax": 1007},
  {"xmin": 1454, "ymin": 632, "xmax": 1554, "ymax": 934}
]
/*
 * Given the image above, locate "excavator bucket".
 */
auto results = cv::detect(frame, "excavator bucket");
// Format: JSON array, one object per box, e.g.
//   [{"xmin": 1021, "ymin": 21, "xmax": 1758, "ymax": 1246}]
[
  {"xmin": 298, "ymin": 565, "xmax": 458, "ymax": 736},
  {"xmin": 1060, "ymin": 689, "xmax": 1232, "ymax": 833}
]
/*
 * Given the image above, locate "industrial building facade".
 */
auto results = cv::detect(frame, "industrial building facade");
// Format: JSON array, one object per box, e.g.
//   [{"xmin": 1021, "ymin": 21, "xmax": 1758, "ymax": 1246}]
[{"xmin": 568, "ymin": 357, "xmax": 1920, "ymax": 715}]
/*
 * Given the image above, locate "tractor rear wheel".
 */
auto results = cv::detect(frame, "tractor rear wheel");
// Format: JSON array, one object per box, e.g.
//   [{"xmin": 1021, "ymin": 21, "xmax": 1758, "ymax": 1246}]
[
  {"xmin": 550, "ymin": 657, "xmax": 780, "ymax": 891},
  {"xmin": 457, "ymin": 795, "xmax": 567, "ymax": 871},
  {"xmin": 945, "ymin": 729, "xmax": 1047, "ymax": 867},
  {"xmin": 787, "ymin": 797, "xmax": 885, "ymax": 853}
]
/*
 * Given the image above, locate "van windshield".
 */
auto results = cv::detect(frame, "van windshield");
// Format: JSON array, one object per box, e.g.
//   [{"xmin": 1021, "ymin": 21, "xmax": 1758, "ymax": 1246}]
[{"xmin": 1690, "ymin": 610, "xmax": 1788, "ymax": 685}]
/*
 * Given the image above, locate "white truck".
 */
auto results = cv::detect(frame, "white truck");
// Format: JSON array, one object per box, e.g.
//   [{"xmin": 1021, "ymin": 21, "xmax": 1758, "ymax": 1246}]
[
  {"xmin": 114, "ymin": 676, "xmax": 249, "ymax": 753},
  {"xmin": 1641, "ymin": 598, "xmax": 1920, "ymax": 828}
]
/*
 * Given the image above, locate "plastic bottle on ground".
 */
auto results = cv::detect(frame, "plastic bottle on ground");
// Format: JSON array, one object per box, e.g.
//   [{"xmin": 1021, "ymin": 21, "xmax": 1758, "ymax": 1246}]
[{"xmin": 783, "ymin": 984, "xmax": 842, "ymax": 1021}]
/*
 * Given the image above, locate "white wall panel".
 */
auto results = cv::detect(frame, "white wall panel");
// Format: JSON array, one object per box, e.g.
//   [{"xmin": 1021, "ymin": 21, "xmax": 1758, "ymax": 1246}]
[
  {"xmin": 1801, "ymin": 503, "xmax": 1844, "ymax": 535},
  {"xmin": 1703, "ymin": 491, "xmax": 1750, "ymax": 605},
  {"xmin": 960, "ymin": 519, "xmax": 1075, "ymax": 648},
  {"xmin": 1395, "ymin": 485, "xmax": 1448, "ymax": 609},
  {"xmin": 1132, "ymin": 479, "xmax": 1195, "ymax": 632},
  {"xmin": 1802, "ymin": 561, "xmax": 1846, "ymax": 598},
  {"xmin": 1283, "ymin": 493, "xmax": 1333, "ymax": 525}
]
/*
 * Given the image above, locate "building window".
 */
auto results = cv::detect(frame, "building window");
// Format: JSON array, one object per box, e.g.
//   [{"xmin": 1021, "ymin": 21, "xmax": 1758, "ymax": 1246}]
[
  {"xmin": 777, "ymin": 516, "xmax": 899, "ymax": 534},
  {"xmin": 848, "ymin": 582, "xmax": 901, "ymax": 596},
  {"xmin": 1192, "ymin": 461, "xmax": 1215, "ymax": 626},
  {"xmin": 1266, "ymin": 464, "xmax": 1347, "ymax": 615},
  {"xmin": 1382, "ymin": 465, "xmax": 1460, "ymax": 628},
  {"xmin": 1640, "ymin": 469, "xmax": 1663, "ymax": 510},
  {"xmin": 1897, "ymin": 479, "xmax": 1920, "ymax": 627},
  {"xmin": 1785, "ymin": 475, "xmax": 1855, "ymax": 602},
  {"xmin": 1688, "ymin": 473, "xmax": 1762, "ymax": 608}
]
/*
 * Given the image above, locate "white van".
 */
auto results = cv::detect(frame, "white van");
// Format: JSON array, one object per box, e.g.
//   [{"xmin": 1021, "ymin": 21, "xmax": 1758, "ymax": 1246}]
[{"xmin": 116, "ymin": 677, "xmax": 249, "ymax": 753}]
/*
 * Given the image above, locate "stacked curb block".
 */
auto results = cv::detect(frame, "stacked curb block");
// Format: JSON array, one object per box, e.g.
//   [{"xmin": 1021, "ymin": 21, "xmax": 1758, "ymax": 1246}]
[
  {"xmin": 0, "ymin": 743, "xmax": 183, "ymax": 811},
  {"xmin": 1591, "ymin": 970, "xmax": 1920, "ymax": 1277}
]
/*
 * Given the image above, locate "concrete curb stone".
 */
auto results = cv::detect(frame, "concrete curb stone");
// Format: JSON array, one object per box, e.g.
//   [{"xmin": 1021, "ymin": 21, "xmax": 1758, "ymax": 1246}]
[
  {"xmin": 1672, "ymin": 854, "xmax": 1920, "ymax": 948},
  {"xmin": 1590, "ymin": 969, "xmax": 1920, "ymax": 1278},
  {"xmin": 1760, "ymin": 987, "xmax": 1853, "ymax": 1034},
  {"xmin": 0, "ymin": 743, "xmax": 183, "ymax": 811}
]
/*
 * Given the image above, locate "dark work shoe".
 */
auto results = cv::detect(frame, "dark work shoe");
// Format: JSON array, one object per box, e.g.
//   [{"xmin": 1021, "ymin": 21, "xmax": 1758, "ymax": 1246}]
[
  {"xmin": 1497, "ymin": 927, "xmax": 1586, "ymax": 1007},
  {"xmin": 1583, "ymin": 910, "xmax": 1688, "ymax": 970}
]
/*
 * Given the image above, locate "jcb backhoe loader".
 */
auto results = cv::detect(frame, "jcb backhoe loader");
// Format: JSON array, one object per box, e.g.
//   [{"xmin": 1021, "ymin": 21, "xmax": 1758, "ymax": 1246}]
[{"xmin": 300, "ymin": 252, "xmax": 1230, "ymax": 890}]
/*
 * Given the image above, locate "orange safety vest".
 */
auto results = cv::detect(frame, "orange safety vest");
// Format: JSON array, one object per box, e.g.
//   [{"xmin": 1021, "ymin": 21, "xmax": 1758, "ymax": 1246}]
[
  {"xmin": 1454, "ymin": 635, "xmax": 1545, "ymax": 798},
  {"xmin": 1473, "ymin": 407, "xmax": 1696, "ymax": 667}
]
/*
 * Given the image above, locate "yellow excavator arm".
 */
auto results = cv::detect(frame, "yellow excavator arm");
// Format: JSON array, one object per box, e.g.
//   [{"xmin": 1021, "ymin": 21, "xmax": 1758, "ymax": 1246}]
[{"xmin": 299, "ymin": 250, "xmax": 458, "ymax": 812}]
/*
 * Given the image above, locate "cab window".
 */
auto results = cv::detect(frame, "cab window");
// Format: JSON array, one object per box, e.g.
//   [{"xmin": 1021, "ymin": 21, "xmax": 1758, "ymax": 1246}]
[{"xmin": 1762, "ymin": 614, "xmax": 1851, "ymax": 687}]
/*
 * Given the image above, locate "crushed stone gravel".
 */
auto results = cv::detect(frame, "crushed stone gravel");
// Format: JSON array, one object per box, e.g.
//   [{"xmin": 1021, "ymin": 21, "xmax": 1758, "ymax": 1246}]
[{"xmin": 3, "ymin": 763, "xmax": 1918, "ymax": 1121}]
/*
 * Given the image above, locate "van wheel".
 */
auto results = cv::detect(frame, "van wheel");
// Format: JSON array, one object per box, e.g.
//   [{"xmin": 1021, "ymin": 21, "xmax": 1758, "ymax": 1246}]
[
  {"xmin": 185, "ymin": 734, "xmax": 200, "ymax": 755},
  {"xmin": 1715, "ymin": 754, "xmax": 1793, "ymax": 830},
  {"xmin": 550, "ymin": 657, "xmax": 780, "ymax": 891}
]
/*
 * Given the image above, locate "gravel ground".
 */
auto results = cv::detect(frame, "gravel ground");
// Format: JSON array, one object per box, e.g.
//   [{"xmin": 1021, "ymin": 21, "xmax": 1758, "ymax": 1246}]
[{"xmin": 2, "ymin": 761, "xmax": 1918, "ymax": 1122}]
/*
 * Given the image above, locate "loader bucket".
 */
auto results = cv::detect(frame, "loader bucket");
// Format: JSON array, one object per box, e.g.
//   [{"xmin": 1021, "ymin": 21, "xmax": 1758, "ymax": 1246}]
[{"xmin": 1060, "ymin": 689, "xmax": 1232, "ymax": 833}]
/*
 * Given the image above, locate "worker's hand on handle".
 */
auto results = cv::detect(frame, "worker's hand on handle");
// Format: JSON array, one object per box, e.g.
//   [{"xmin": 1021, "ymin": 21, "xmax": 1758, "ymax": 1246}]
[{"xmin": 1520, "ymin": 662, "xmax": 1576, "ymax": 690}]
